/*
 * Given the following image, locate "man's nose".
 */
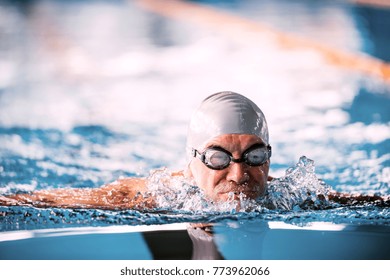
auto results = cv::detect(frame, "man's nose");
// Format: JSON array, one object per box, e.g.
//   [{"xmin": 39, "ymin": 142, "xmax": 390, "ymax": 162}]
[{"xmin": 226, "ymin": 162, "xmax": 249, "ymax": 184}]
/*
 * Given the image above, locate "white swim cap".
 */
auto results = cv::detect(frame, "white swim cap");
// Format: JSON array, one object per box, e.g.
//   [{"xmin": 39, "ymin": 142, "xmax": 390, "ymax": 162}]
[{"xmin": 186, "ymin": 91, "xmax": 269, "ymax": 152}]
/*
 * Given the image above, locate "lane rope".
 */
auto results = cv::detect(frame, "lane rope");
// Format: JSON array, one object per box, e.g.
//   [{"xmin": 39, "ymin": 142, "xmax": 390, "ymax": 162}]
[{"xmin": 136, "ymin": 0, "xmax": 390, "ymax": 82}]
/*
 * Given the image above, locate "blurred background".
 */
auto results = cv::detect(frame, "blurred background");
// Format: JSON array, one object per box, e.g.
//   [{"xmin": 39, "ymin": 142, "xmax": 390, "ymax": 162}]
[{"xmin": 0, "ymin": 0, "xmax": 389, "ymax": 196}]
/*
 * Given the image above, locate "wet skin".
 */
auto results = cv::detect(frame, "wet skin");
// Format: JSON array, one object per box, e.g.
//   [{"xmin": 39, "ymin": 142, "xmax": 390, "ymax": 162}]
[{"xmin": 185, "ymin": 134, "xmax": 270, "ymax": 202}]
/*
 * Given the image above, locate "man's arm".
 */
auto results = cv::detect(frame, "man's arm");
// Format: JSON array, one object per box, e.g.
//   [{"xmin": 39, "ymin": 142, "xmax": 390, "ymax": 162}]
[
  {"xmin": 0, "ymin": 178, "xmax": 155, "ymax": 210},
  {"xmin": 327, "ymin": 191, "xmax": 390, "ymax": 207}
]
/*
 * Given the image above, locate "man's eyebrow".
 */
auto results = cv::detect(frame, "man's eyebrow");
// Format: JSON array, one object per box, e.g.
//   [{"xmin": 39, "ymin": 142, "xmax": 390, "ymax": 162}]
[
  {"xmin": 252, "ymin": 142, "xmax": 266, "ymax": 148},
  {"xmin": 206, "ymin": 143, "xmax": 266, "ymax": 151},
  {"xmin": 244, "ymin": 143, "xmax": 266, "ymax": 151},
  {"xmin": 206, "ymin": 144, "xmax": 227, "ymax": 150}
]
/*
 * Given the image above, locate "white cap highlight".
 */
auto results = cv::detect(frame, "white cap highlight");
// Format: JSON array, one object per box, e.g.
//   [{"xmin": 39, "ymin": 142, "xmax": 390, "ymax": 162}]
[{"xmin": 186, "ymin": 91, "xmax": 269, "ymax": 151}]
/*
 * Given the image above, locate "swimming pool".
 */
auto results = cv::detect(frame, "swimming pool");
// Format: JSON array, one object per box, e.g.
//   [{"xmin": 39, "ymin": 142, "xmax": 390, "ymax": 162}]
[{"xmin": 0, "ymin": 0, "xmax": 389, "ymax": 260}]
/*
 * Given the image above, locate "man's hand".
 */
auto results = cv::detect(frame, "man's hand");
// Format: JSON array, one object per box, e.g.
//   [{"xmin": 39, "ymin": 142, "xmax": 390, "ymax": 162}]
[{"xmin": 328, "ymin": 192, "xmax": 390, "ymax": 207}]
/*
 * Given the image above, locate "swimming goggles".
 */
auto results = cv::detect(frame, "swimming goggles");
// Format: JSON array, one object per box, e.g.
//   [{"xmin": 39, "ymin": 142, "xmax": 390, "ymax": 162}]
[{"xmin": 192, "ymin": 144, "xmax": 272, "ymax": 170}]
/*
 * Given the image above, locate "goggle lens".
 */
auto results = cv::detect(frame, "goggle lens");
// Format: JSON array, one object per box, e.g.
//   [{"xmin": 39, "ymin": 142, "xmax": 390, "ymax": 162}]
[
  {"xmin": 245, "ymin": 147, "xmax": 267, "ymax": 166},
  {"xmin": 204, "ymin": 150, "xmax": 231, "ymax": 169}
]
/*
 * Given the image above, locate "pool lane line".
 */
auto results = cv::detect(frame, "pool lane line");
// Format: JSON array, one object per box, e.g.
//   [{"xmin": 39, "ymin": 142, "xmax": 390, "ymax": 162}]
[
  {"xmin": 350, "ymin": 0, "xmax": 390, "ymax": 8},
  {"xmin": 23, "ymin": 4, "xmax": 102, "ymax": 81},
  {"xmin": 136, "ymin": 0, "xmax": 390, "ymax": 82}
]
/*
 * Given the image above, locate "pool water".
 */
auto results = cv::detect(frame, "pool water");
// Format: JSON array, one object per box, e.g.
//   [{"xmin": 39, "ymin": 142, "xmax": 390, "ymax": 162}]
[
  {"xmin": 0, "ymin": 0, "xmax": 389, "ymax": 259},
  {"xmin": 1, "ymin": 221, "xmax": 389, "ymax": 260}
]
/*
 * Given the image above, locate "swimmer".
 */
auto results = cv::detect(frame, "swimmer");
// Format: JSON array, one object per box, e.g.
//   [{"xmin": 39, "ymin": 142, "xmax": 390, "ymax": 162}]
[{"xmin": 0, "ymin": 91, "xmax": 388, "ymax": 210}]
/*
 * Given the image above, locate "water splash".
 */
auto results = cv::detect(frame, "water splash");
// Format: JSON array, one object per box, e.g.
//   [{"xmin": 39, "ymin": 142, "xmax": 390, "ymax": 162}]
[
  {"xmin": 262, "ymin": 156, "xmax": 332, "ymax": 211},
  {"xmin": 1, "ymin": 156, "xmax": 388, "ymax": 232},
  {"xmin": 145, "ymin": 156, "xmax": 332, "ymax": 213},
  {"xmin": 145, "ymin": 168, "xmax": 240, "ymax": 213}
]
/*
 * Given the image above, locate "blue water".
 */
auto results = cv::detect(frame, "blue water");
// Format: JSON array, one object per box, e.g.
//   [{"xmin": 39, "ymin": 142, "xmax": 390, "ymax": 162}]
[{"xmin": 0, "ymin": 0, "xmax": 389, "ymax": 259}]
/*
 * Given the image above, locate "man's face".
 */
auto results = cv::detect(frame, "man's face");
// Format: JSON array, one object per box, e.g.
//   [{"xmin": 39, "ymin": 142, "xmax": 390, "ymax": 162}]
[{"xmin": 187, "ymin": 134, "xmax": 270, "ymax": 202}]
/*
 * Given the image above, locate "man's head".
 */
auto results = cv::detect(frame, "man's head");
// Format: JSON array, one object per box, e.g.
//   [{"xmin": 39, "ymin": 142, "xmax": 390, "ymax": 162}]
[{"xmin": 185, "ymin": 91, "xmax": 271, "ymax": 202}]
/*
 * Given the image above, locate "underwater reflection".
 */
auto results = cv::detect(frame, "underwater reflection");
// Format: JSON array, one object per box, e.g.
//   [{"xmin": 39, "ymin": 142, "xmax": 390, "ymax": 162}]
[
  {"xmin": 141, "ymin": 221, "xmax": 390, "ymax": 260},
  {"xmin": 1, "ymin": 221, "xmax": 389, "ymax": 260},
  {"xmin": 142, "ymin": 223, "xmax": 224, "ymax": 260}
]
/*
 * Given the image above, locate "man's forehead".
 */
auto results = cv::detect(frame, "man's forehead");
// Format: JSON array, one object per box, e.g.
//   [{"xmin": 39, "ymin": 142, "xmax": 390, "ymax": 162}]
[{"xmin": 204, "ymin": 134, "xmax": 265, "ymax": 150}]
